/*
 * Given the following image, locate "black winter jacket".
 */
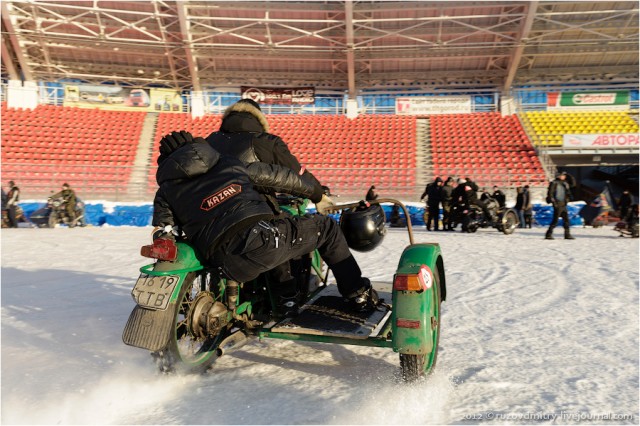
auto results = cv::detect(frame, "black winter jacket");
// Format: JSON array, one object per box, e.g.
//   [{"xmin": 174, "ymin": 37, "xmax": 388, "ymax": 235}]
[
  {"xmin": 206, "ymin": 101, "xmax": 323, "ymax": 203},
  {"xmin": 152, "ymin": 142, "xmax": 318, "ymax": 262},
  {"xmin": 547, "ymin": 179, "xmax": 572, "ymax": 204}
]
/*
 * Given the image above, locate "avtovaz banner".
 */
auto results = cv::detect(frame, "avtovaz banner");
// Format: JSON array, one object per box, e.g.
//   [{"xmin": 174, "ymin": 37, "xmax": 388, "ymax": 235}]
[
  {"xmin": 241, "ymin": 86, "xmax": 315, "ymax": 104},
  {"xmin": 395, "ymin": 96, "xmax": 472, "ymax": 115},
  {"xmin": 547, "ymin": 91, "xmax": 630, "ymax": 111},
  {"xmin": 563, "ymin": 133, "xmax": 639, "ymax": 148},
  {"xmin": 63, "ymin": 85, "xmax": 183, "ymax": 112}
]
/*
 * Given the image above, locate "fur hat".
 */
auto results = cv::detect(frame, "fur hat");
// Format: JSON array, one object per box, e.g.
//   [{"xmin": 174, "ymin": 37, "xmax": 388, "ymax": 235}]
[{"xmin": 222, "ymin": 99, "xmax": 270, "ymax": 133}]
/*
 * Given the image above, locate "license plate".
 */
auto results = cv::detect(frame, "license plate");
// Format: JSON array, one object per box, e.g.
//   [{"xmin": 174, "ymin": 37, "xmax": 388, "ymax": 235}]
[{"xmin": 131, "ymin": 274, "xmax": 180, "ymax": 310}]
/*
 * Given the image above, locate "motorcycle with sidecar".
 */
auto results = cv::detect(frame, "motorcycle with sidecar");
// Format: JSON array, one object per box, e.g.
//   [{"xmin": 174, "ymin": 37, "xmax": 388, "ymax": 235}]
[
  {"xmin": 450, "ymin": 196, "xmax": 519, "ymax": 234},
  {"xmin": 123, "ymin": 197, "xmax": 446, "ymax": 382}
]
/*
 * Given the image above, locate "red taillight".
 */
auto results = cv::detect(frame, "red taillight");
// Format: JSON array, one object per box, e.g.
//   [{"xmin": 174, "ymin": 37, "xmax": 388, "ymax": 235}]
[
  {"xmin": 393, "ymin": 265, "xmax": 433, "ymax": 292},
  {"xmin": 396, "ymin": 318, "xmax": 421, "ymax": 329},
  {"xmin": 141, "ymin": 238, "xmax": 178, "ymax": 261}
]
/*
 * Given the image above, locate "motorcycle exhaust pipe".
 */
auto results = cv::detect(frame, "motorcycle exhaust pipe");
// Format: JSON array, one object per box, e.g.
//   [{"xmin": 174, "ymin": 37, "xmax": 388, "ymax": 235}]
[{"xmin": 216, "ymin": 331, "xmax": 248, "ymax": 357}]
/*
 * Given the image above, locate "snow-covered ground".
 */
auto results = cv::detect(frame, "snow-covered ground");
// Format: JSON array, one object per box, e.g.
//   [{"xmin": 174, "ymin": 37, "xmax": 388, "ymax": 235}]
[{"xmin": 2, "ymin": 224, "xmax": 638, "ymax": 425}]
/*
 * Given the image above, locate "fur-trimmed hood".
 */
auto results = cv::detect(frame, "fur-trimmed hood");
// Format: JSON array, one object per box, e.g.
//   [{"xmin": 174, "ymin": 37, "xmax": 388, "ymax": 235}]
[{"xmin": 221, "ymin": 101, "xmax": 270, "ymax": 133}]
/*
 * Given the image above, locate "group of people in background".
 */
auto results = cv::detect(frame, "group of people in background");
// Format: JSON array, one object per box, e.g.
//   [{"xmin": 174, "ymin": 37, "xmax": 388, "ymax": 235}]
[
  {"xmin": 419, "ymin": 176, "xmax": 501, "ymax": 231},
  {"xmin": 2, "ymin": 181, "xmax": 83, "ymax": 228}
]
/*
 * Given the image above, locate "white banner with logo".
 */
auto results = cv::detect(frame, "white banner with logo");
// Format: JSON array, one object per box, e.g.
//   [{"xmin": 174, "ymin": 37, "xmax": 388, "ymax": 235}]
[
  {"xmin": 548, "ymin": 91, "xmax": 630, "ymax": 111},
  {"xmin": 563, "ymin": 134, "xmax": 639, "ymax": 148},
  {"xmin": 395, "ymin": 96, "xmax": 472, "ymax": 115}
]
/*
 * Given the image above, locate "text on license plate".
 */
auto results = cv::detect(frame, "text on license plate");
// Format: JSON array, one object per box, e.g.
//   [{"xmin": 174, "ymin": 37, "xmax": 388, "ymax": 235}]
[{"xmin": 132, "ymin": 274, "xmax": 180, "ymax": 310}]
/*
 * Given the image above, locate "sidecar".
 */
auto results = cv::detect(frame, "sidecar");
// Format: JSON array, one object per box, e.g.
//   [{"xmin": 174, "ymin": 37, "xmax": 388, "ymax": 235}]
[{"xmin": 123, "ymin": 198, "xmax": 445, "ymax": 382}]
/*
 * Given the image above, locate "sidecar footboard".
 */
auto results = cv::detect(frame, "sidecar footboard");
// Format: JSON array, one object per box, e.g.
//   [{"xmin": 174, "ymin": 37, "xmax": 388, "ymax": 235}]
[{"xmin": 269, "ymin": 282, "xmax": 392, "ymax": 341}]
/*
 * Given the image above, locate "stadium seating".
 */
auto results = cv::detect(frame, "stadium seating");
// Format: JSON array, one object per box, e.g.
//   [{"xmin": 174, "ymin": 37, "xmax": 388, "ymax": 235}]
[
  {"xmin": 428, "ymin": 112, "xmax": 547, "ymax": 186},
  {"xmin": 3, "ymin": 101, "xmax": 556, "ymax": 198},
  {"xmin": 1, "ymin": 103, "xmax": 145, "ymax": 193},
  {"xmin": 521, "ymin": 111, "xmax": 639, "ymax": 146},
  {"xmin": 151, "ymin": 113, "xmax": 417, "ymax": 194}
]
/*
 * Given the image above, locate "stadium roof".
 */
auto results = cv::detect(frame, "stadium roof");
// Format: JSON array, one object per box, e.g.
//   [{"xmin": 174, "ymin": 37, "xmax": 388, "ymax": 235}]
[{"xmin": 1, "ymin": 1, "xmax": 638, "ymax": 94}]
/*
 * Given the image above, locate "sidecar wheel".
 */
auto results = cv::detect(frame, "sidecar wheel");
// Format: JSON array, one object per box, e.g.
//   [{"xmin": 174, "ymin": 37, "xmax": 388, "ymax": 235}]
[
  {"xmin": 156, "ymin": 272, "xmax": 225, "ymax": 374},
  {"xmin": 399, "ymin": 264, "xmax": 442, "ymax": 382},
  {"xmin": 501, "ymin": 210, "xmax": 518, "ymax": 235}
]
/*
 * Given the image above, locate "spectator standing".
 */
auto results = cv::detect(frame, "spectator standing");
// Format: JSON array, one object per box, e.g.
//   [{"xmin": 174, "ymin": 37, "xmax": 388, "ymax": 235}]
[
  {"xmin": 523, "ymin": 185, "xmax": 533, "ymax": 228},
  {"xmin": 421, "ymin": 177, "xmax": 443, "ymax": 231},
  {"xmin": 441, "ymin": 177, "xmax": 455, "ymax": 231},
  {"xmin": 515, "ymin": 186, "xmax": 525, "ymax": 228},
  {"xmin": 365, "ymin": 185, "xmax": 379, "ymax": 202},
  {"xmin": 6, "ymin": 180, "xmax": 20, "ymax": 228},
  {"xmin": 545, "ymin": 172, "xmax": 574, "ymax": 240},
  {"xmin": 618, "ymin": 190, "xmax": 633, "ymax": 219}
]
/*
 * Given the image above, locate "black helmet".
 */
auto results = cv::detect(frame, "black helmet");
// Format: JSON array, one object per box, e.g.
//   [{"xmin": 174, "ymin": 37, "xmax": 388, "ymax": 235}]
[{"xmin": 339, "ymin": 202, "xmax": 387, "ymax": 252}]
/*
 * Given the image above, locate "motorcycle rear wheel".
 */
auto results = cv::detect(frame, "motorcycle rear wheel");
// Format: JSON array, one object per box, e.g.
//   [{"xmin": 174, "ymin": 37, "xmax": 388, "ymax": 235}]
[
  {"xmin": 500, "ymin": 210, "xmax": 518, "ymax": 235},
  {"xmin": 399, "ymin": 264, "xmax": 442, "ymax": 382},
  {"xmin": 155, "ymin": 272, "xmax": 225, "ymax": 374}
]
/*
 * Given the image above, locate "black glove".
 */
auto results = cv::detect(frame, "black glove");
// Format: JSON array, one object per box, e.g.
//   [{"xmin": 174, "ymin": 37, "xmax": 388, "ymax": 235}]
[{"xmin": 159, "ymin": 131, "xmax": 195, "ymax": 157}]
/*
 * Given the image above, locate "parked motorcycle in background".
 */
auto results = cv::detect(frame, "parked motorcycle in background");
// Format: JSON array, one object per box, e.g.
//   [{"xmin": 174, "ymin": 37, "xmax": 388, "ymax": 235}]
[{"xmin": 30, "ymin": 196, "xmax": 86, "ymax": 228}]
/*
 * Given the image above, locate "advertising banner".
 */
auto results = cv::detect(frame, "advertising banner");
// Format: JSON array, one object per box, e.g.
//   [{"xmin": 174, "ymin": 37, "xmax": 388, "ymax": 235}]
[
  {"xmin": 149, "ymin": 88, "xmax": 183, "ymax": 112},
  {"xmin": 241, "ymin": 86, "xmax": 315, "ymax": 105},
  {"xmin": 548, "ymin": 91, "xmax": 630, "ymax": 110},
  {"xmin": 563, "ymin": 133, "xmax": 639, "ymax": 148},
  {"xmin": 63, "ymin": 85, "xmax": 183, "ymax": 112},
  {"xmin": 395, "ymin": 96, "xmax": 472, "ymax": 115}
]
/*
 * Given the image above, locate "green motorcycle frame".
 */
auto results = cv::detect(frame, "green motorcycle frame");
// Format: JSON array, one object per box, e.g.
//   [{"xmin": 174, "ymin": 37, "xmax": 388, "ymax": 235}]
[{"xmin": 122, "ymin": 198, "xmax": 446, "ymax": 381}]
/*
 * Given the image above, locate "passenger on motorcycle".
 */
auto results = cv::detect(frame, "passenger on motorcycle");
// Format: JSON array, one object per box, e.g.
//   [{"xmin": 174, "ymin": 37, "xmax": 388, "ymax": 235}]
[
  {"xmin": 152, "ymin": 135, "xmax": 379, "ymax": 313},
  {"xmin": 50, "ymin": 183, "xmax": 77, "ymax": 224}
]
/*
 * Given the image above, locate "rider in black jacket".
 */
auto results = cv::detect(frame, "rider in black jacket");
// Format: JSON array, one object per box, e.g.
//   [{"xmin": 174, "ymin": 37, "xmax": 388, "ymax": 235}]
[
  {"xmin": 152, "ymin": 137, "xmax": 378, "ymax": 313},
  {"xmin": 205, "ymin": 100, "xmax": 331, "ymax": 307},
  {"xmin": 206, "ymin": 99, "xmax": 327, "ymax": 212}
]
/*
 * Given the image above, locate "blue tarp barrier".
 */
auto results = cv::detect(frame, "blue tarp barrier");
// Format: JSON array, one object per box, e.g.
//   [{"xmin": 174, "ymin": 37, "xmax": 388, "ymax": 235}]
[
  {"xmin": 532, "ymin": 202, "xmax": 585, "ymax": 227},
  {"xmin": 104, "ymin": 205, "xmax": 154, "ymax": 227},
  {"xmin": 18, "ymin": 200, "xmax": 586, "ymax": 227},
  {"xmin": 84, "ymin": 204, "xmax": 106, "ymax": 226}
]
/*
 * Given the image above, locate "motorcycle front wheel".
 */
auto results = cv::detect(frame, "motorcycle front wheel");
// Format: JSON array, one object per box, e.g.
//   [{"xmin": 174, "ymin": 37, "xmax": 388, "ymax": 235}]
[
  {"xmin": 399, "ymin": 263, "xmax": 442, "ymax": 382},
  {"xmin": 461, "ymin": 216, "xmax": 478, "ymax": 233},
  {"xmin": 154, "ymin": 272, "xmax": 226, "ymax": 374}
]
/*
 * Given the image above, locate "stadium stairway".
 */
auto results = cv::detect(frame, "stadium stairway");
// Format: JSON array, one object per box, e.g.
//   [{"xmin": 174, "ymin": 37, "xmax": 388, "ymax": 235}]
[
  {"xmin": 415, "ymin": 118, "xmax": 431, "ymax": 188},
  {"xmin": 127, "ymin": 112, "xmax": 159, "ymax": 199}
]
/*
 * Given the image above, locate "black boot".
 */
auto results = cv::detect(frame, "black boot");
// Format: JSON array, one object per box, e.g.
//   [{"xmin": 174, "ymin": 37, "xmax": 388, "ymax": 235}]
[
  {"xmin": 347, "ymin": 278, "xmax": 379, "ymax": 313},
  {"xmin": 565, "ymin": 230, "xmax": 575, "ymax": 240},
  {"xmin": 329, "ymin": 255, "xmax": 364, "ymax": 298},
  {"xmin": 545, "ymin": 230, "xmax": 554, "ymax": 240},
  {"xmin": 270, "ymin": 278, "xmax": 300, "ymax": 317}
]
